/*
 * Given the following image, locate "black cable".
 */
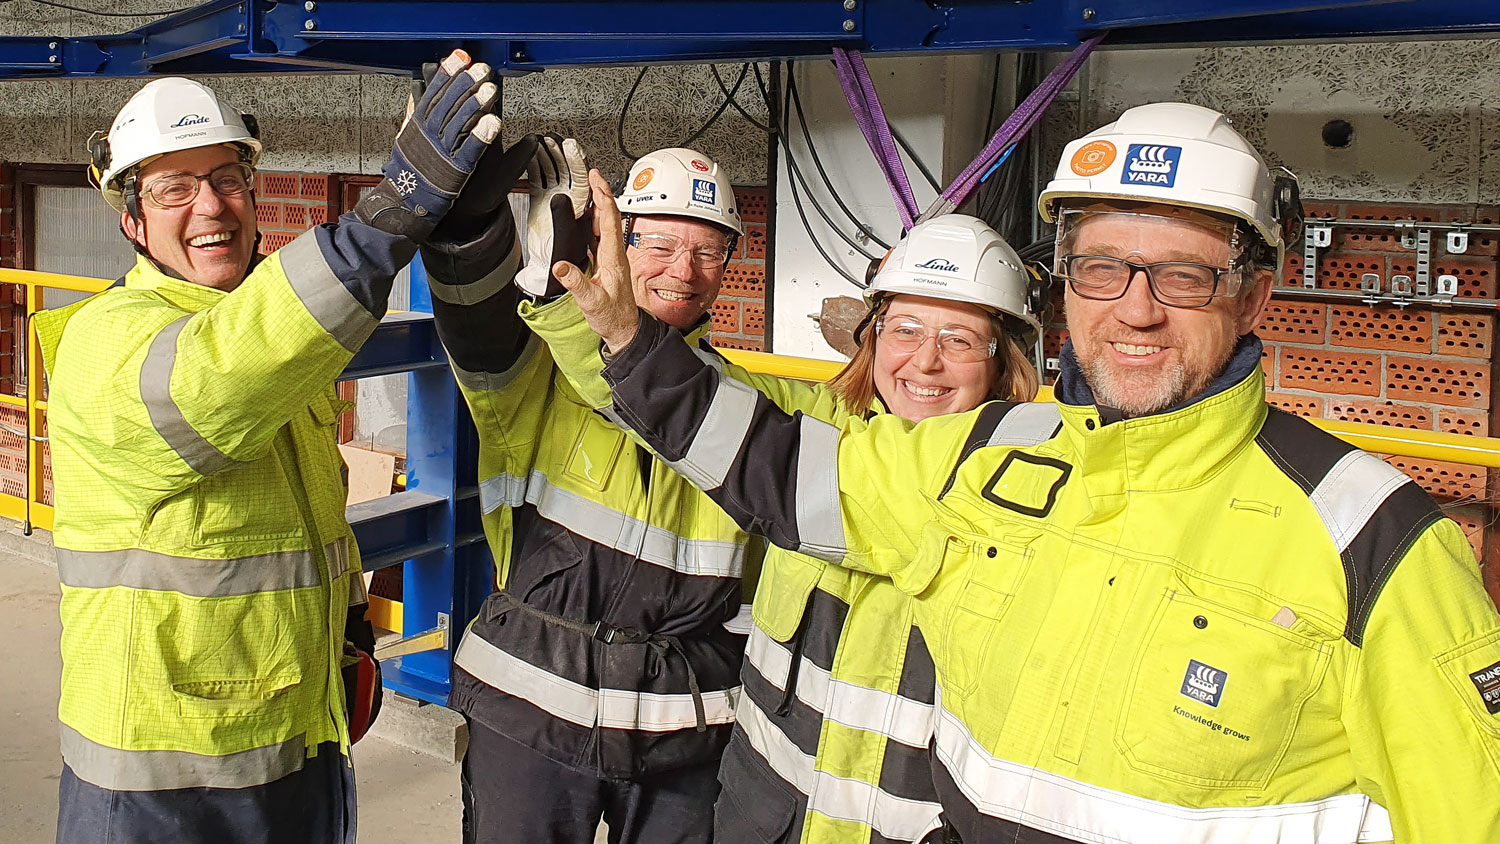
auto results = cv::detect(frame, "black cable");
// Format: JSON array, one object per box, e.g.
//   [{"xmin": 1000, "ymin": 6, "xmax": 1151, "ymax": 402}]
[
  {"xmin": 775, "ymin": 65, "xmax": 866, "ymax": 285},
  {"xmin": 710, "ymin": 63, "xmax": 771, "ymax": 133},
  {"xmin": 778, "ymin": 66, "xmax": 879, "ymax": 261},
  {"xmin": 2, "ymin": 0, "xmax": 194, "ymax": 15},
  {"xmin": 786, "ymin": 64, "xmax": 890, "ymax": 250},
  {"xmin": 616, "ymin": 64, "xmax": 749, "ymax": 162},
  {"xmin": 888, "ymin": 122, "xmax": 941, "ymax": 194},
  {"xmin": 785, "ymin": 159, "xmax": 861, "ymax": 287}
]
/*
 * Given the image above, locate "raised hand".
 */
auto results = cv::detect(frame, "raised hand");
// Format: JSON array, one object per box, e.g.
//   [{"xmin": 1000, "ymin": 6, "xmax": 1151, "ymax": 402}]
[
  {"xmin": 516, "ymin": 136, "xmax": 593, "ymax": 297},
  {"xmin": 552, "ymin": 169, "xmax": 640, "ymax": 354},
  {"xmin": 355, "ymin": 49, "xmax": 502, "ymax": 241}
]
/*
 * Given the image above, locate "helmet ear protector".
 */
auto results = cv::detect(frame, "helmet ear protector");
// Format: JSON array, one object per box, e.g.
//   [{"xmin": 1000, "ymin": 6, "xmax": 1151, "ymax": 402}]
[
  {"xmin": 1272, "ymin": 171, "xmax": 1303, "ymax": 250},
  {"xmin": 863, "ymin": 243, "xmax": 897, "ymax": 289},
  {"xmin": 1024, "ymin": 263, "xmax": 1051, "ymax": 330}
]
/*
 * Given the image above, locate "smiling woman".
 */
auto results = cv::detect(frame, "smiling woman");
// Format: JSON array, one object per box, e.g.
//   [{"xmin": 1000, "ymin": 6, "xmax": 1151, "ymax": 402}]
[{"xmin": 827, "ymin": 214, "xmax": 1042, "ymax": 422}]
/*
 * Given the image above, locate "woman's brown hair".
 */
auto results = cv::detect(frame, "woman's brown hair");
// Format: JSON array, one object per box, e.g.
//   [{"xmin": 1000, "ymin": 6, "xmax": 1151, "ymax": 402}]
[{"xmin": 826, "ymin": 295, "xmax": 1041, "ymax": 416}]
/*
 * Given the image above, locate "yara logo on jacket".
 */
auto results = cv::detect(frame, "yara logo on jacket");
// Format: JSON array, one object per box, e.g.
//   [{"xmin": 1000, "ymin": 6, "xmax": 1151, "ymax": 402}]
[
  {"xmin": 1180, "ymin": 658, "xmax": 1226, "ymax": 707},
  {"xmin": 915, "ymin": 258, "xmax": 960, "ymax": 273},
  {"xmin": 171, "ymin": 114, "xmax": 211, "ymax": 128}
]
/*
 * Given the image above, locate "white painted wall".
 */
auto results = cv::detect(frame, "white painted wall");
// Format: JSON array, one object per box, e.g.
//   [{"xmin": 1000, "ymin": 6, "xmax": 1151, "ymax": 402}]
[{"xmin": 769, "ymin": 54, "xmax": 992, "ymax": 359}]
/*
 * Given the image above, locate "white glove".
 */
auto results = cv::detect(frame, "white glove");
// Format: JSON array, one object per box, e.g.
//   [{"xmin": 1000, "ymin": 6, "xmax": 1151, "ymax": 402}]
[{"xmin": 515, "ymin": 136, "xmax": 592, "ymax": 297}]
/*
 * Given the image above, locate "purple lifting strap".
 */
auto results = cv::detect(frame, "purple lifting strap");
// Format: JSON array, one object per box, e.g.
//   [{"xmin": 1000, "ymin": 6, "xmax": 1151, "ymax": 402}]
[
  {"xmin": 832, "ymin": 35, "xmax": 1106, "ymax": 232},
  {"xmin": 832, "ymin": 47, "xmax": 921, "ymax": 230}
]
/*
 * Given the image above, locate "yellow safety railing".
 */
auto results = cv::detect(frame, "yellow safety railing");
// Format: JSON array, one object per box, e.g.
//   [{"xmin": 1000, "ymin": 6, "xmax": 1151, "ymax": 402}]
[{"xmin": 0, "ymin": 269, "xmax": 113, "ymax": 533}]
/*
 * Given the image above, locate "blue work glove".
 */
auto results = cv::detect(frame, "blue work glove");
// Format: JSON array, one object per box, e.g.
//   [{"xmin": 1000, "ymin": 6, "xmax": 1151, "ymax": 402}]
[
  {"xmin": 516, "ymin": 135, "xmax": 594, "ymax": 299},
  {"xmin": 355, "ymin": 49, "xmax": 502, "ymax": 242},
  {"xmin": 422, "ymin": 133, "xmax": 543, "ymax": 287}
]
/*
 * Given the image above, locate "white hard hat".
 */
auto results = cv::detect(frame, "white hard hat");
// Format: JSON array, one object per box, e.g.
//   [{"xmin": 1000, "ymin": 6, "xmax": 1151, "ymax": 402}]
[
  {"xmin": 869, "ymin": 214, "xmax": 1042, "ymax": 347},
  {"xmin": 618, "ymin": 147, "xmax": 744, "ymax": 237},
  {"xmin": 90, "ymin": 77, "xmax": 262, "ymax": 212},
  {"xmin": 1039, "ymin": 102, "xmax": 1295, "ymax": 267}
]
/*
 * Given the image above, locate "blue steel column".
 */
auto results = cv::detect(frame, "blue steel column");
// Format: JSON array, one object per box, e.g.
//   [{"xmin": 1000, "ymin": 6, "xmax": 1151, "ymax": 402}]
[{"xmin": 380, "ymin": 254, "xmax": 494, "ymax": 705}]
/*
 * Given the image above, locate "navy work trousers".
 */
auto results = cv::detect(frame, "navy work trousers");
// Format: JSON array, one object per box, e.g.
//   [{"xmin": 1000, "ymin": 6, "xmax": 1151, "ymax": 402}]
[
  {"xmin": 462, "ymin": 718, "xmax": 719, "ymax": 844},
  {"xmin": 56, "ymin": 741, "xmax": 354, "ymax": 844}
]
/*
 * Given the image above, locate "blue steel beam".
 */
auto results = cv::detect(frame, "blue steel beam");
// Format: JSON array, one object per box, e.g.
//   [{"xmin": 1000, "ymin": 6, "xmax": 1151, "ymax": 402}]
[
  {"xmin": 1105, "ymin": 2, "xmax": 1500, "ymax": 44},
  {"xmin": 0, "ymin": 0, "xmax": 1497, "ymax": 79}
]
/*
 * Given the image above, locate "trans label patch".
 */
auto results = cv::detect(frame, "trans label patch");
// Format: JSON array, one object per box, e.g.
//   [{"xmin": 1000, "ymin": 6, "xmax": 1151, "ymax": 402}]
[
  {"xmin": 692, "ymin": 178, "xmax": 717, "ymax": 205},
  {"xmin": 1123, "ymin": 144, "xmax": 1182, "ymax": 188},
  {"xmin": 1470, "ymin": 659, "xmax": 1500, "ymax": 715},
  {"xmin": 1180, "ymin": 659, "xmax": 1226, "ymax": 708}
]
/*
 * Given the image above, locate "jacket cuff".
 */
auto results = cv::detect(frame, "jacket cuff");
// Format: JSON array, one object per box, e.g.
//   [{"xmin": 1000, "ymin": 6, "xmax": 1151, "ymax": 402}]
[{"xmin": 601, "ymin": 311, "xmax": 662, "ymax": 382}]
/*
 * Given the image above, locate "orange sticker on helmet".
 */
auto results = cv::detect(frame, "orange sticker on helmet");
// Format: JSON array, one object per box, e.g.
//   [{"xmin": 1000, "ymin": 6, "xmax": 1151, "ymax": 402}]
[
  {"xmin": 632, "ymin": 168, "xmax": 654, "ymax": 191},
  {"xmin": 1070, "ymin": 140, "xmax": 1116, "ymax": 177}
]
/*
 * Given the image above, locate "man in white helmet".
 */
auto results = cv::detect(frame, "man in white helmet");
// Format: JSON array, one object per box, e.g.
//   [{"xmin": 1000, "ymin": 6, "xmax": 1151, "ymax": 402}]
[
  {"xmin": 408, "ymin": 140, "xmax": 754, "ymax": 843},
  {"xmin": 37, "ymin": 54, "xmax": 502, "ymax": 843},
  {"xmin": 561, "ymin": 102, "xmax": 1500, "ymax": 842}
]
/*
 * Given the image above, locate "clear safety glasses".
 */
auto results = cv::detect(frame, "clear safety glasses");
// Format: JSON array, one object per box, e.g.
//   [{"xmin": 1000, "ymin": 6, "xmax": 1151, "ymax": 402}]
[
  {"xmin": 875, "ymin": 315, "xmax": 998, "ymax": 363},
  {"xmin": 1053, "ymin": 209, "xmax": 1246, "ymax": 309},
  {"xmin": 140, "ymin": 162, "xmax": 255, "ymax": 209},
  {"xmin": 627, "ymin": 231, "xmax": 732, "ymax": 269}
]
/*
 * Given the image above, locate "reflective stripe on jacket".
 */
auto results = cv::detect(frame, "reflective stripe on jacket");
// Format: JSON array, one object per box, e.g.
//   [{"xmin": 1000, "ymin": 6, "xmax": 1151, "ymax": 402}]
[
  {"xmin": 35, "ymin": 231, "xmax": 381, "ymax": 793},
  {"xmin": 600, "ymin": 316, "xmax": 1500, "ymax": 844}
]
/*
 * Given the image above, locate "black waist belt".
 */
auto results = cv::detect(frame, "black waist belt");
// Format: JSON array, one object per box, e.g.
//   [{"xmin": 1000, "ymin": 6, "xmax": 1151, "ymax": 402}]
[{"xmin": 495, "ymin": 590, "xmax": 708, "ymax": 732}]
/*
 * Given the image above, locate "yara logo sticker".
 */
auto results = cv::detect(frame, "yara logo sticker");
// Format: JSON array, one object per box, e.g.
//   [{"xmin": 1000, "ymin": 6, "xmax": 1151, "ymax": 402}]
[
  {"xmin": 915, "ymin": 258, "xmax": 960, "ymax": 272},
  {"xmin": 170, "ymin": 114, "xmax": 211, "ymax": 128},
  {"xmin": 1180, "ymin": 659, "xmax": 1226, "ymax": 707}
]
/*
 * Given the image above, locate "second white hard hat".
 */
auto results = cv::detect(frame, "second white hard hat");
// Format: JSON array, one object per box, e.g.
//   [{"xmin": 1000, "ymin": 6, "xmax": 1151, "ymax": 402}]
[
  {"xmin": 869, "ymin": 213, "xmax": 1042, "ymax": 347},
  {"xmin": 90, "ymin": 77, "xmax": 262, "ymax": 212},
  {"xmin": 1038, "ymin": 102, "xmax": 1290, "ymax": 266},
  {"xmin": 618, "ymin": 147, "xmax": 744, "ymax": 237}
]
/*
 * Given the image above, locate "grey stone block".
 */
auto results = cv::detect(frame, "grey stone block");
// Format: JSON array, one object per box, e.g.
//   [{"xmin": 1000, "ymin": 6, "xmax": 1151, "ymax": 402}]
[{"xmin": 366, "ymin": 689, "xmax": 469, "ymax": 764}]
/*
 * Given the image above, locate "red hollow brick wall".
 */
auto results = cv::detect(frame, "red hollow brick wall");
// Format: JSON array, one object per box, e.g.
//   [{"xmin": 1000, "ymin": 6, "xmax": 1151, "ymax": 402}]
[{"xmin": 710, "ymin": 187, "xmax": 769, "ymax": 352}]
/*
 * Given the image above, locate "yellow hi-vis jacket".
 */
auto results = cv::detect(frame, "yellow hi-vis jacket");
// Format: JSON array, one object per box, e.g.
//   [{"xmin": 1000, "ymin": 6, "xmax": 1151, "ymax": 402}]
[
  {"xmin": 599, "ymin": 317, "xmax": 1500, "ymax": 844},
  {"xmin": 537, "ymin": 295, "xmax": 945, "ymax": 842},
  {"xmin": 35, "ymin": 233, "xmax": 378, "ymax": 793}
]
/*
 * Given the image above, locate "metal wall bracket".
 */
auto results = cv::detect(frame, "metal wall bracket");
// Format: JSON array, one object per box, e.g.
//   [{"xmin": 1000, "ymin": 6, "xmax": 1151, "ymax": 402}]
[
  {"xmin": 1415, "ymin": 229, "xmax": 1432, "ymax": 295},
  {"xmin": 1360, "ymin": 271, "xmax": 1382, "ymax": 305},
  {"xmin": 1437, "ymin": 273, "xmax": 1460, "ymax": 298},
  {"xmin": 1389, "ymin": 273, "xmax": 1413, "ymax": 307},
  {"xmin": 375, "ymin": 612, "xmax": 449, "ymax": 659},
  {"xmin": 1448, "ymin": 229, "xmax": 1469, "ymax": 254},
  {"xmin": 1302, "ymin": 225, "xmax": 1330, "ymax": 288}
]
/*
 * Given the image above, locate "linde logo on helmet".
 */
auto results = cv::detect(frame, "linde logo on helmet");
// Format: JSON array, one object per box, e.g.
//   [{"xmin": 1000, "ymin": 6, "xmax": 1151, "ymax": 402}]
[
  {"xmin": 170, "ymin": 114, "xmax": 212, "ymax": 128},
  {"xmin": 1123, "ymin": 144, "xmax": 1182, "ymax": 188},
  {"xmin": 915, "ymin": 258, "xmax": 960, "ymax": 273},
  {"xmin": 691, "ymin": 178, "xmax": 716, "ymax": 205}
]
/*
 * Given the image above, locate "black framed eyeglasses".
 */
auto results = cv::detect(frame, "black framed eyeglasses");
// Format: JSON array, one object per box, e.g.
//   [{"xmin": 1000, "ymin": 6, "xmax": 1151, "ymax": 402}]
[
  {"xmin": 140, "ymin": 162, "xmax": 255, "ymax": 209},
  {"xmin": 1056, "ymin": 254, "xmax": 1239, "ymax": 309}
]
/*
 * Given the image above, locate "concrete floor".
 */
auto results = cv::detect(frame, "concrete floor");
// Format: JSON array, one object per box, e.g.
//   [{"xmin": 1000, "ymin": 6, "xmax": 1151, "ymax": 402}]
[{"xmin": 0, "ymin": 548, "xmax": 462, "ymax": 843}]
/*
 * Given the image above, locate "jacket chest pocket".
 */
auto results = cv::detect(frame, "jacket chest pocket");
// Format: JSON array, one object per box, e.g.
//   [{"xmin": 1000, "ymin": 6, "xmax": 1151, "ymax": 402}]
[
  {"xmin": 563, "ymin": 412, "xmax": 625, "ymax": 492},
  {"xmin": 1115, "ymin": 577, "xmax": 1333, "ymax": 789},
  {"xmin": 929, "ymin": 504, "xmax": 1038, "ymax": 701}
]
